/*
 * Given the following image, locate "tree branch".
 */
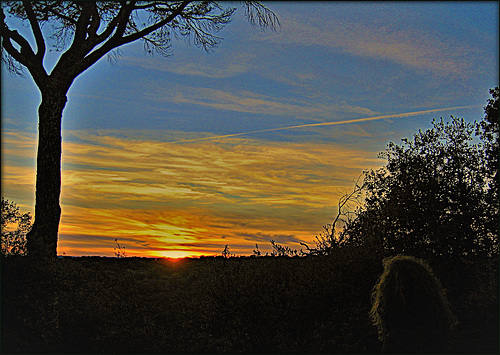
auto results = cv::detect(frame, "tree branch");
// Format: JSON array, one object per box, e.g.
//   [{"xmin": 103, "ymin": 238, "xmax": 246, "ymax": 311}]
[
  {"xmin": 1, "ymin": 9, "xmax": 48, "ymax": 85},
  {"xmin": 73, "ymin": 2, "xmax": 93, "ymax": 47},
  {"xmin": 23, "ymin": 1, "xmax": 45, "ymax": 61},
  {"xmin": 87, "ymin": 3, "xmax": 100, "ymax": 37},
  {"xmin": 90, "ymin": 2, "xmax": 135, "ymax": 50},
  {"xmin": 1, "ymin": 11, "xmax": 34, "ymax": 65},
  {"xmin": 72, "ymin": 1, "xmax": 190, "ymax": 77},
  {"xmin": 44, "ymin": 3, "xmax": 78, "ymax": 26},
  {"xmin": 329, "ymin": 175, "xmax": 365, "ymax": 239},
  {"xmin": 112, "ymin": 1, "xmax": 137, "ymax": 41},
  {"xmin": 132, "ymin": 2, "xmax": 167, "ymax": 11},
  {"xmin": 118, "ymin": 1, "xmax": 190, "ymax": 45}
]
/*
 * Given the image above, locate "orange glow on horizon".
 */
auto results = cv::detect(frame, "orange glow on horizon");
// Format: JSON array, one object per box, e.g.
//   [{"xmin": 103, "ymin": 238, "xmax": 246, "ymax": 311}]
[{"xmin": 3, "ymin": 129, "xmax": 384, "ymax": 258}]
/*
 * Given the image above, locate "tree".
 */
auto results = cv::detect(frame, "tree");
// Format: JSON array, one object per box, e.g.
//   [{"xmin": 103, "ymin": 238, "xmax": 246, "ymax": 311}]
[
  {"xmin": 1, "ymin": 1, "xmax": 279, "ymax": 259},
  {"xmin": 477, "ymin": 87, "xmax": 499, "ymax": 242},
  {"xmin": 345, "ymin": 91, "xmax": 499, "ymax": 261},
  {"xmin": 1, "ymin": 197, "xmax": 32, "ymax": 256}
]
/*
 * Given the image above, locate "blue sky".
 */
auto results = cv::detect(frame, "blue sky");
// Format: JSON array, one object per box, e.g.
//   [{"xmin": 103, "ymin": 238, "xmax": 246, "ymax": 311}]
[{"xmin": 1, "ymin": 1, "xmax": 498, "ymax": 257}]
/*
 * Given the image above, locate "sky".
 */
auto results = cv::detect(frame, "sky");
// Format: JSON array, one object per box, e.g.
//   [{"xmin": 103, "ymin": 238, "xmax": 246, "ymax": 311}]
[{"xmin": 1, "ymin": 1, "xmax": 498, "ymax": 258}]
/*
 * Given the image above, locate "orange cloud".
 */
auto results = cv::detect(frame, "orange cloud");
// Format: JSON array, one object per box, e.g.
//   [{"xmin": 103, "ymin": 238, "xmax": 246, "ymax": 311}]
[{"xmin": 3, "ymin": 128, "xmax": 382, "ymax": 257}]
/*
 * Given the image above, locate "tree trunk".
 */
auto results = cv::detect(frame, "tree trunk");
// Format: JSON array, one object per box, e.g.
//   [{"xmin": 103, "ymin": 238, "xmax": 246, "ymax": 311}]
[{"xmin": 26, "ymin": 86, "xmax": 68, "ymax": 259}]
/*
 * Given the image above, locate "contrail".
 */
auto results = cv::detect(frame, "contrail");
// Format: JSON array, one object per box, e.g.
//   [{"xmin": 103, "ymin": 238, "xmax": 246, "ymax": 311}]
[{"xmin": 170, "ymin": 105, "xmax": 480, "ymax": 144}]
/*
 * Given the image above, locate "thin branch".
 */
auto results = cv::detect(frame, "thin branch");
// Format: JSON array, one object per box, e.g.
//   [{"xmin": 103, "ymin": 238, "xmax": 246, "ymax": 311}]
[
  {"xmin": 244, "ymin": 1, "xmax": 281, "ymax": 31},
  {"xmin": 132, "ymin": 2, "xmax": 167, "ymax": 11},
  {"xmin": 74, "ymin": 0, "xmax": 190, "ymax": 76},
  {"xmin": 44, "ymin": 3, "xmax": 78, "ymax": 26},
  {"xmin": 118, "ymin": 1, "xmax": 190, "ymax": 45},
  {"xmin": 330, "ymin": 175, "xmax": 366, "ymax": 239}
]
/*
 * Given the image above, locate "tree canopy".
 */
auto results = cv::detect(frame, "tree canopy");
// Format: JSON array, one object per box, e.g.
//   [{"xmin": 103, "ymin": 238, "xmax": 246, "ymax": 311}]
[
  {"xmin": 342, "ymin": 88, "xmax": 499, "ymax": 260},
  {"xmin": 1, "ymin": 1, "xmax": 279, "ymax": 87}
]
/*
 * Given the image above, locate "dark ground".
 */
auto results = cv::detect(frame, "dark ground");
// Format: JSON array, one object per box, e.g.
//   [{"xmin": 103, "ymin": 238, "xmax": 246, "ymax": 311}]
[{"xmin": 1, "ymin": 247, "xmax": 498, "ymax": 353}]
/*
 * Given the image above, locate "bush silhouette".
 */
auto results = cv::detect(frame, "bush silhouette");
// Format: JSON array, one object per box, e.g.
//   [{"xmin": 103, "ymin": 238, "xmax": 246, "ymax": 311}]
[
  {"xmin": 370, "ymin": 255, "xmax": 457, "ymax": 353},
  {"xmin": 1, "ymin": 197, "xmax": 32, "ymax": 256}
]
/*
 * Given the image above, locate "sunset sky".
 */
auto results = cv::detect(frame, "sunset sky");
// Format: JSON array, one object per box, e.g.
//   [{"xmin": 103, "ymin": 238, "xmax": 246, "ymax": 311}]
[{"xmin": 1, "ymin": 2, "xmax": 498, "ymax": 258}]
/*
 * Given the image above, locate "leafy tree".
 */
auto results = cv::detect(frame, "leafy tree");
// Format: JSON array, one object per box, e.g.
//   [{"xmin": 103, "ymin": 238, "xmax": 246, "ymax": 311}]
[
  {"xmin": 477, "ymin": 87, "xmax": 499, "ymax": 241},
  {"xmin": 345, "ymin": 91, "xmax": 499, "ymax": 260},
  {"xmin": 1, "ymin": 1, "xmax": 279, "ymax": 259},
  {"xmin": 1, "ymin": 197, "xmax": 32, "ymax": 256}
]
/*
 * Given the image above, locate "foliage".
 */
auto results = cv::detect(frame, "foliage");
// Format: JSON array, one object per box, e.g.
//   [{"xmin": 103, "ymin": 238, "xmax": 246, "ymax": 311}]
[
  {"xmin": 1, "ymin": 1, "xmax": 280, "ymax": 76},
  {"xmin": 344, "ymin": 95, "xmax": 498, "ymax": 260},
  {"xmin": 1, "ymin": 197, "xmax": 32, "ymax": 256},
  {"xmin": 477, "ymin": 86, "xmax": 499, "ymax": 243}
]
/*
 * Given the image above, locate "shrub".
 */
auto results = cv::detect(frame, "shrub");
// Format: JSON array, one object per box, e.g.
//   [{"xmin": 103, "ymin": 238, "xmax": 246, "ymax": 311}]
[{"xmin": 1, "ymin": 197, "xmax": 32, "ymax": 256}]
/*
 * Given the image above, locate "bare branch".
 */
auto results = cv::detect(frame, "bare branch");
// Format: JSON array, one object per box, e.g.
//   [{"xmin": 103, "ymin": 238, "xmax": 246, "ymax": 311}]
[
  {"xmin": 244, "ymin": 1, "xmax": 280, "ymax": 31},
  {"xmin": 44, "ymin": 3, "xmax": 78, "ymax": 26},
  {"xmin": 1, "ymin": 51, "xmax": 25, "ymax": 76},
  {"xmin": 119, "ymin": 1, "xmax": 190, "ymax": 46},
  {"xmin": 329, "ymin": 175, "xmax": 366, "ymax": 239}
]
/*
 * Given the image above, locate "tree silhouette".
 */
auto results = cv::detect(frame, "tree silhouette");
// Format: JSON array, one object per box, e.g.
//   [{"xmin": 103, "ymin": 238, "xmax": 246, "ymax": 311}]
[
  {"xmin": 1, "ymin": 1, "xmax": 279, "ymax": 259},
  {"xmin": 345, "ymin": 90, "xmax": 499, "ymax": 260},
  {"xmin": 1, "ymin": 197, "xmax": 32, "ymax": 256},
  {"xmin": 477, "ymin": 87, "xmax": 499, "ymax": 245}
]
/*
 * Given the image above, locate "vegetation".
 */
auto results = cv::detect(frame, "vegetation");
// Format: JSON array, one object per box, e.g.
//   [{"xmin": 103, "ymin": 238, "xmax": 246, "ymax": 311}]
[
  {"xmin": 1, "ymin": 197, "xmax": 32, "ymax": 256},
  {"xmin": 2, "ymin": 250, "xmax": 496, "ymax": 354},
  {"xmin": 348, "ymin": 114, "xmax": 497, "ymax": 260},
  {"xmin": 295, "ymin": 87, "xmax": 499, "ymax": 262}
]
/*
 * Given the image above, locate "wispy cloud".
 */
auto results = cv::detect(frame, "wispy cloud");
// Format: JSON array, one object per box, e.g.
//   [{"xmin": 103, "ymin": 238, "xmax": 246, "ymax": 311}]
[
  {"xmin": 1, "ymin": 92, "xmax": 482, "ymax": 258},
  {"xmin": 123, "ymin": 51, "xmax": 255, "ymax": 79},
  {"xmin": 144, "ymin": 83, "xmax": 378, "ymax": 120},
  {"xmin": 3, "ymin": 128, "xmax": 383, "ymax": 257},
  {"xmin": 263, "ymin": 9, "xmax": 478, "ymax": 79}
]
